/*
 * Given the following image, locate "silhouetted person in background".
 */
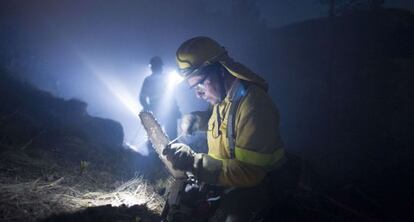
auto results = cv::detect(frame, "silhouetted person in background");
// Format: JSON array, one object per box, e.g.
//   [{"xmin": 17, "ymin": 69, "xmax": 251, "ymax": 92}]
[{"xmin": 139, "ymin": 56, "xmax": 180, "ymax": 139}]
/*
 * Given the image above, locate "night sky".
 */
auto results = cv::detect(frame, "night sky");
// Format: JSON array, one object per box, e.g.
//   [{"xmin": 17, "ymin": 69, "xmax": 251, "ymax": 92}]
[{"xmin": 258, "ymin": 0, "xmax": 414, "ymax": 27}]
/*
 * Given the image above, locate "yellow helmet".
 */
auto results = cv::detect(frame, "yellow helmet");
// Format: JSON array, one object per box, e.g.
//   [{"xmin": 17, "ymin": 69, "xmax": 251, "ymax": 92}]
[
  {"xmin": 176, "ymin": 37, "xmax": 226, "ymax": 78},
  {"xmin": 176, "ymin": 36, "xmax": 268, "ymax": 91}
]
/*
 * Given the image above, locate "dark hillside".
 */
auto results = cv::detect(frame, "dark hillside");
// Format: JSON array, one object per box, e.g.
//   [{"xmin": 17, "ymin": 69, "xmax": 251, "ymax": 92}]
[
  {"xmin": 259, "ymin": 8, "xmax": 414, "ymax": 221},
  {"xmin": 0, "ymin": 71, "xmax": 166, "ymax": 221},
  {"xmin": 0, "ymin": 72, "xmax": 124, "ymax": 149}
]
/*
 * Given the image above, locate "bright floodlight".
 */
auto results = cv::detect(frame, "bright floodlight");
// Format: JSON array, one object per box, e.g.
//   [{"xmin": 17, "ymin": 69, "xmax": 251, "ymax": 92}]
[{"xmin": 168, "ymin": 70, "xmax": 184, "ymax": 87}]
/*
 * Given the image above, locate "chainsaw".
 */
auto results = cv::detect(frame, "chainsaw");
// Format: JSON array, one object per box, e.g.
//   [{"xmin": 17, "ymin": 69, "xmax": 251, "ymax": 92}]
[
  {"xmin": 139, "ymin": 111, "xmax": 221, "ymax": 222},
  {"xmin": 139, "ymin": 111, "xmax": 186, "ymax": 179}
]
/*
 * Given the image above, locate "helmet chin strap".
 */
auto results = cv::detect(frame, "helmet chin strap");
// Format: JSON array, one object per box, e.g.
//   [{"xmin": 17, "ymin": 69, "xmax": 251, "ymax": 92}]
[{"xmin": 217, "ymin": 70, "xmax": 227, "ymax": 102}]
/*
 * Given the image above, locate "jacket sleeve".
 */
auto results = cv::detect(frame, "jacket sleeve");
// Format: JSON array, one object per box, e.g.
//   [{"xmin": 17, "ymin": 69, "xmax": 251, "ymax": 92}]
[{"xmin": 218, "ymin": 88, "xmax": 285, "ymax": 187}]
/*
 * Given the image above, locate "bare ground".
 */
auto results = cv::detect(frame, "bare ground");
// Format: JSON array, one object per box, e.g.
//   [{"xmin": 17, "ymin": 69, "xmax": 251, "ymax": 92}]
[{"xmin": 0, "ymin": 131, "xmax": 169, "ymax": 222}]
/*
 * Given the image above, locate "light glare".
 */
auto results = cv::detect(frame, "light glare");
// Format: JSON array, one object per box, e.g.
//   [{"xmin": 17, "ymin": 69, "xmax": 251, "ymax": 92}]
[{"xmin": 168, "ymin": 70, "xmax": 184, "ymax": 87}]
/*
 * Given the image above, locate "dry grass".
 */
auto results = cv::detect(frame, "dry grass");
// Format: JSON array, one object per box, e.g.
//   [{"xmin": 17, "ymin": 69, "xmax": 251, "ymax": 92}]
[
  {"xmin": 0, "ymin": 132, "xmax": 169, "ymax": 222},
  {"xmin": 0, "ymin": 176, "xmax": 164, "ymax": 222}
]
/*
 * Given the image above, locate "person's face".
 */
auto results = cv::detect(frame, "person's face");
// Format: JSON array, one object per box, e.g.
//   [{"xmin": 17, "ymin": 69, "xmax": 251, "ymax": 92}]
[{"xmin": 187, "ymin": 72, "xmax": 222, "ymax": 105}]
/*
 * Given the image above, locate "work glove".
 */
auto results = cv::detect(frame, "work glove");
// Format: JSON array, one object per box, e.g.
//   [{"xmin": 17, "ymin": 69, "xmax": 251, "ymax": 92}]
[
  {"xmin": 163, "ymin": 143, "xmax": 224, "ymax": 185},
  {"xmin": 180, "ymin": 113, "xmax": 201, "ymax": 135},
  {"xmin": 163, "ymin": 143, "xmax": 195, "ymax": 172}
]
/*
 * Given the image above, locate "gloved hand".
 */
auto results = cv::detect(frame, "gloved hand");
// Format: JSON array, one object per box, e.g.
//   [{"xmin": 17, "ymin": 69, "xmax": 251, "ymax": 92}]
[
  {"xmin": 163, "ymin": 143, "xmax": 195, "ymax": 171},
  {"xmin": 180, "ymin": 113, "xmax": 200, "ymax": 135}
]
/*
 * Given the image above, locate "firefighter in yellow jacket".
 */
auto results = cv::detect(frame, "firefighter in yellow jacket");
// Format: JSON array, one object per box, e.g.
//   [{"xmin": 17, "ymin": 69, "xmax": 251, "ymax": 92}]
[{"xmin": 164, "ymin": 36, "xmax": 286, "ymax": 221}]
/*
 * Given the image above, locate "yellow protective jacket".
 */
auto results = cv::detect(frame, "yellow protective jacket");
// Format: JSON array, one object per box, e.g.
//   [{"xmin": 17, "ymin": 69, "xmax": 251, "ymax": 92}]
[{"xmin": 194, "ymin": 80, "xmax": 285, "ymax": 188}]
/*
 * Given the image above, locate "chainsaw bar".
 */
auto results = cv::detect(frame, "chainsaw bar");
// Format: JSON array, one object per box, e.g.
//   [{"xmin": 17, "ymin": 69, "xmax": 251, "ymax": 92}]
[{"xmin": 139, "ymin": 111, "xmax": 186, "ymax": 179}]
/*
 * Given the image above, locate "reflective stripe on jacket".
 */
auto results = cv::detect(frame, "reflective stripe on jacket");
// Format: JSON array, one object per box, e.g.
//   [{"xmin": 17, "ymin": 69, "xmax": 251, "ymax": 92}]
[{"xmin": 206, "ymin": 82, "xmax": 285, "ymax": 187}]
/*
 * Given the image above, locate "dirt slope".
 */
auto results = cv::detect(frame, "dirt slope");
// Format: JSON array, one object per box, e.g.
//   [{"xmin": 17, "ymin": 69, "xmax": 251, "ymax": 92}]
[{"xmin": 0, "ymin": 72, "xmax": 167, "ymax": 222}]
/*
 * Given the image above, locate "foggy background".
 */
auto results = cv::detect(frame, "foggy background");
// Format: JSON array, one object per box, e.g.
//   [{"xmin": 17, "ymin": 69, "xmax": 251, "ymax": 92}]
[
  {"xmin": 1, "ymin": 1, "xmax": 414, "ymax": 220},
  {"xmin": 0, "ymin": 0, "xmax": 413, "ymax": 156}
]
